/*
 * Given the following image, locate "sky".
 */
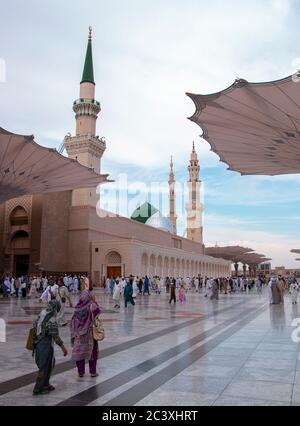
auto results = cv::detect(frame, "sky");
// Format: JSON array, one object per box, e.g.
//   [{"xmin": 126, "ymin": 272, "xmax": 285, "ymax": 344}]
[{"xmin": 1, "ymin": 0, "xmax": 300, "ymax": 267}]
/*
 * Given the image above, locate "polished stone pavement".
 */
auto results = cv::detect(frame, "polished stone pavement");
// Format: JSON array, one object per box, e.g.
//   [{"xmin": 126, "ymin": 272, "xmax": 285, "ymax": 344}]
[{"xmin": 0, "ymin": 288, "xmax": 300, "ymax": 406}]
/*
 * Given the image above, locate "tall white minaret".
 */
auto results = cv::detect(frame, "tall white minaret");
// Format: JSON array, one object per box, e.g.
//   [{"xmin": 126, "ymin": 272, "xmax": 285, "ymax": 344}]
[
  {"xmin": 168, "ymin": 156, "xmax": 177, "ymax": 233},
  {"xmin": 64, "ymin": 27, "xmax": 106, "ymax": 207},
  {"xmin": 186, "ymin": 142, "xmax": 203, "ymax": 243}
]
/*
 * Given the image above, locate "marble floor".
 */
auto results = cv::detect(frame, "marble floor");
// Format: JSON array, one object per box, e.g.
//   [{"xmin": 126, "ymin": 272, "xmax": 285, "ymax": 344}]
[{"xmin": 0, "ymin": 288, "xmax": 300, "ymax": 406}]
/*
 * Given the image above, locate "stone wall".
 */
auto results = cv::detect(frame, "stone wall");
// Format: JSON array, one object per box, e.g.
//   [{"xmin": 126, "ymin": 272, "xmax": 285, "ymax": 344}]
[{"xmin": 40, "ymin": 191, "xmax": 72, "ymax": 272}]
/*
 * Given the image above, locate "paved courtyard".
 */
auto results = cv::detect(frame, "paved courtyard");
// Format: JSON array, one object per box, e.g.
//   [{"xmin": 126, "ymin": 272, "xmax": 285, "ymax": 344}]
[{"xmin": 0, "ymin": 289, "xmax": 300, "ymax": 406}]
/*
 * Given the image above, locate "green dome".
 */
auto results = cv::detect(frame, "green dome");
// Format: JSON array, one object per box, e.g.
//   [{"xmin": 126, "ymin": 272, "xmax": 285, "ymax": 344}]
[{"xmin": 130, "ymin": 202, "xmax": 158, "ymax": 224}]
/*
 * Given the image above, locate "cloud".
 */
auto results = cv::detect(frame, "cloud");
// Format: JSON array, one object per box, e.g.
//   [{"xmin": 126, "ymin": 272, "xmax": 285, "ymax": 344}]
[
  {"xmin": 1, "ymin": 0, "xmax": 297, "ymax": 168},
  {"xmin": 204, "ymin": 213, "xmax": 300, "ymax": 268},
  {"xmin": 1, "ymin": 0, "xmax": 299, "ymax": 270},
  {"xmin": 272, "ymin": 0, "xmax": 292, "ymax": 15}
]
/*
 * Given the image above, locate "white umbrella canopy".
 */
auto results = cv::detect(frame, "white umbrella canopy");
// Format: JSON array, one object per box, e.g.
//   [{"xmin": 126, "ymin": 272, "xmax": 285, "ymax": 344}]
[
  {"xmin": 0, "ymin": 127, "xmax": 110, "ymax": 203},
  {"xmin": 291, "ymin": 249, "xmax": 300, "ymax": 262},
  {"xmin": 205, "ymin": 246, "xmax": 254, "ymax": 262},
  {"xmin": 238, "ymin": 253, "xmax": 272, "ymax": 266},
  {"xmin": 206, "ymin": 246, "xmax": 271, "ymax": 265},
  {"xmin": 187, "ymin": 74, "xmax": 300, "ymax": 175}
]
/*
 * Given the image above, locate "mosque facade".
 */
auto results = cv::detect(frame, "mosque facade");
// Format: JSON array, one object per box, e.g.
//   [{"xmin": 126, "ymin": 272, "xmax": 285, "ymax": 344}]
[{"xmin": 0, "ymin": 29, "xmax": 231, "ymax": 282}]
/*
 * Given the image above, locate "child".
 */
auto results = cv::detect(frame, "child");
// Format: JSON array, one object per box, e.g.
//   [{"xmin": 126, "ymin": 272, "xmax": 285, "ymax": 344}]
[
  {"xmin": 290, "ymin": 282, "xmax": 299, "ymax": 305},
  {"xmin": 179, "ymin": 284, "xmax": 186, "ymax": 304}
]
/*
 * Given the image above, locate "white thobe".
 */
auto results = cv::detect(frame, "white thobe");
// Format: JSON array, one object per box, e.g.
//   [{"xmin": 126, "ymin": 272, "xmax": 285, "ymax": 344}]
[{"xmin": 40, "ymin": 284, "xmax": 59, "ymax": 302}]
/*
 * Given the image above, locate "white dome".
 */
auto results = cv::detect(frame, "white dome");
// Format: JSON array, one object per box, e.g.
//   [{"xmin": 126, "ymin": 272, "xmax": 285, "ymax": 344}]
[{"xmin": 145, "ymin": 212, "xmax": 174, "ymax": 233}]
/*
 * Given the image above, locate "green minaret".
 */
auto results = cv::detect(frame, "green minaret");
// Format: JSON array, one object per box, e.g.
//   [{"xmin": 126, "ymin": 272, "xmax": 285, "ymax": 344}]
[{"xmin": 81, "ymin": 26, "xmax": 95, "ymax": 85}]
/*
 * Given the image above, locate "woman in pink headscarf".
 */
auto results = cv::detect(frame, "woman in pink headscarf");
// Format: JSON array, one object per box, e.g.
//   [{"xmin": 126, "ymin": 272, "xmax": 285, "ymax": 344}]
[{"xmin": 70, "ymin": 289, "xmax": 101, "ymax": 378}]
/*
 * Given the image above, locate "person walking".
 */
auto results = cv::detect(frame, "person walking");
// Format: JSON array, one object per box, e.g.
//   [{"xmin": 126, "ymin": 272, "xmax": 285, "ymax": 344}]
[
  {"xmin": 137, "ymin": 277, "xmax": 143, "ymax": 295},
  {"xmin": 21, "ymin": 277, "xmax": 27, "ymax": 298},
  {"xmin": 165, "ymin": 277, "xmax": 171, "ymax": 294},
  {"xmin": 32, "ymin": 300, "xmax": 68, "ymax": 395},
  {"xmin": 110, "ymin": 278, "xmax": 115, "ymax": 296},
  {"xmin": 195, "ymin": 277, "xmax": 200, "ymax": 293},
  {"xmin": 72, "ymin": 275, "xmax": 79, "ymax": 296},
  {"xmin": 223, "ymin": 278, "xmax": 229, "ymax": 295},
  {"xmin": 268, "ymin": 276, "xmax": 281, "ymax": 305},
  {"xmin": 113, "ymin": 279, "xmax": 122, "ymax": 309},
  {"xmin": 143, "ymin": 276, "xmax": 150, "ymax": 296},
  {"xmin": 132, "ymin": 278, "xmax": 138, "ymax": 301},
  {"xmin": 179, "ymin": 284, "xmax": 186, "ymax": 303},
  {"xmin": 40, "ymin": 278, "xmax": 59, "ymax": 303},
  {"xmin": 255, "ymin": 277, "xmax": 263, "ymax": 294},
  {"xmin": 169, "ymin": 279, "xmax": 176, "ymax": 305},
  {"xmin": 290, "ymin": 282, "xmax": 299, "ymax": 305},
  {"xmin": 3, "ymin": 276, "xmax": 10, "ymax": 298},
  {"xmin": 14, "ymin": 277, "xmax": 19, "ymax": 298},
  {"xmin": 124, "ymin": 279, "xmax": 135, "ymax": 308},
  {"xmin": 56, "ymin": 278, "xmax": 73, "ymax": 326},
  {"xmin": 70, "ymin": 289, "xmax": 101, "ymax": 378},
  {"xmin": 210, "ymin": 279, "xmax": 219, "ymax": 300}
]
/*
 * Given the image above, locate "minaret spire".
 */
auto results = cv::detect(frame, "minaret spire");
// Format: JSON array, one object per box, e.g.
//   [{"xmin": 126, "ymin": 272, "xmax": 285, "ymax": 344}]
[
  {"xmin": 186, "ymin": 142, "xmax": 203, "ymax": 244},
  {"xmin": 168, "ymin": 155, "xmax": 177, "ymax": 234},
  {"xmin": 64, "ymin": 27, "xmax": 106, "ymax": 208},
  {"xmin": 81, "ymin": 26, "xmax": 95, "ymax": 85}
]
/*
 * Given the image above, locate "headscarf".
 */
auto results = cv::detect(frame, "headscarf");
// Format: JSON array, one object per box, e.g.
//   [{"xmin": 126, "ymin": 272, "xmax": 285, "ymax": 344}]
[
  {"xmin": 36, "ymin": 299, "xmax": 61, "ymax": 336},
  {"xmin": 269, "ymin": 276, "xmax": 278, "ymax": 289},
  {"xmin": 70, "ymin": 289, "xmax": 101, "ymax": 337}
]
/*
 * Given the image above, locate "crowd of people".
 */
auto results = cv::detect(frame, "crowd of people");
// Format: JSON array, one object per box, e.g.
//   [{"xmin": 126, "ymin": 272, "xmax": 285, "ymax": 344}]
[
  {"xmin": 0, "ymin": 274, "xmax": 87, "ymax": 299},
  {"xmin": 2, "ymin": 273, "xmax": 300, "ymax": 306},
  {"xmin": 104, "ymin": 275, "xmax": 271, "ymax": 305},
  {"xmin": 1, "ymin": 271, "xmax": 300, "ymax": 396}
]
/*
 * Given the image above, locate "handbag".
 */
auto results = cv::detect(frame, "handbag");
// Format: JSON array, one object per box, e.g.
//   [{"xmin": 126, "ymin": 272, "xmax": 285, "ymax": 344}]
[
  {"xmin": 91, "ymin": 308, "xmax": 105, "ymax": 341},
  {"xmin": 26, "ymin": 326, "xmax": 36, "ymax": 351}
]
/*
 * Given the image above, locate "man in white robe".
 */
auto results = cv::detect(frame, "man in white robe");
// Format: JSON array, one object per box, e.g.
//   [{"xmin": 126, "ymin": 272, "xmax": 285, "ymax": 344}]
[
  {"xmin": 105, "ymin": 278, "xmax": 111, "ymax": 294},
  {"xmin": 195, "ymin": 277, "xmax": 199, "ymax": 293},
  {"xmin": 160, "ymin": 277, "xmax": 164, "ymax": 293},
  {"xmin": 290, "ymin": 282, "xmax": 299, "ymax": 305},
  {"xmin": 42, "ymin": 277, "xmax": 48, "ymax": 291},
  {"xmin": 10, "ymin": 276, "xmax": 15, "ymax": 295},
  {"xmin": 63, "ymin": 275, "xmax": 69, "ymax": 288},
  {"xmin": 40, "ymin": 279, "xmax": 59, "ymax": 303},
  {"xmin": 29, "ymin": 277, "xmax": 37, "ymax": 297},
  {"xmin": 3, "ymin": 277, "xmax": 11, "ymax": 297}
]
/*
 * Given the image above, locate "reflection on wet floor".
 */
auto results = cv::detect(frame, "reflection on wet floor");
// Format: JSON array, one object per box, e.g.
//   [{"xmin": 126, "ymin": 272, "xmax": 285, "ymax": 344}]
[{"xmin": 0, "ymin": 289, "xmax": 299, "ymax": 406}]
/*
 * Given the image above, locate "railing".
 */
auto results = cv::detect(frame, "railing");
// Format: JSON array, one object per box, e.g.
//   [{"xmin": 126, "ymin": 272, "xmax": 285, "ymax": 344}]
[{"xmin": 73, "ymin": 98, "xmax": 100, "ymax": 107}]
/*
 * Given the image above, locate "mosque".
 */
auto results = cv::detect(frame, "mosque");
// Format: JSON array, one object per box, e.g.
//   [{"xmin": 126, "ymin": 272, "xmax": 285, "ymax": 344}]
[{"xmin": 0, "ymin": 29, "xmax": 231, "ymax": 283}]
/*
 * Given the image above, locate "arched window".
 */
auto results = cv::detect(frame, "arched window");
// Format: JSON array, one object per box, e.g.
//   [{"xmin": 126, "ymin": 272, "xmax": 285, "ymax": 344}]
[
  {"xmin": 10, "ymin": 206, "xmax": 28, "ymax": 226},
  {"xmin": 12, "ymin": 230, "xmax": 29, "ymax": 239},
  {"xmin": 142, "ymin": 253, "xmax": 148, "ymax": 266},
  {"xmin": 106, "ymin": 251, "xmax": 121, "ymax": 264},
  {"xmin": 142, "ymin": 253, "xmax": 148, "ymax": 276}
]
